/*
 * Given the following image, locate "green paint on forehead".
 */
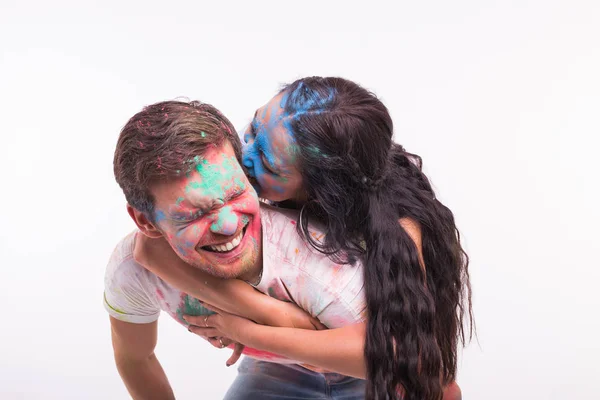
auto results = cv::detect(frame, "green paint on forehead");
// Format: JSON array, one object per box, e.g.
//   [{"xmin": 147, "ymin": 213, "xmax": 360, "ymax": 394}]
[
  {"xmin": 184, "ymin": 154, "xmax": 245, "ymax": 194},
  {"xmin": 175, "ymin": 197, "xmax": 185, "ymax": 206}
]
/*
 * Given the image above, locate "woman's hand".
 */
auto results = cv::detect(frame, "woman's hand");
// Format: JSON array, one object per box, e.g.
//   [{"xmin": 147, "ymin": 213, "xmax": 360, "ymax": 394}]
[
  {"xmin": 184, "ymin": 305, "xmax": 257, "ymax": 367},
  {"xmin": 183, "ymin": 310, "xmax": 247, "ymax": 367},
  {"xmin": 184, "ymin": 304, "xmax": 257, "ymax": 346}
]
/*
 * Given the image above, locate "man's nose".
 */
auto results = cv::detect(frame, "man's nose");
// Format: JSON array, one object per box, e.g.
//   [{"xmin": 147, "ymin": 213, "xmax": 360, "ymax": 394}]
[{"xmin": 209, "ymin": 206, "xmax": 239, "ymax": 236}]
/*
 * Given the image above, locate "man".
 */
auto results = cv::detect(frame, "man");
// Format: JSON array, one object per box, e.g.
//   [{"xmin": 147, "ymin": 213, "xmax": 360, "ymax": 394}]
[{"xmin": 106, "ymin": 100, "xmax": 367, "ymax": 399}]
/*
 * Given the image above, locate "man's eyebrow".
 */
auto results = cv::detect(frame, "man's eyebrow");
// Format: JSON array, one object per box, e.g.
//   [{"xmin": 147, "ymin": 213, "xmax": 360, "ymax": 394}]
[{"xmin": 168, "ymin": 208, "xmax": 205, "ymax": 220}]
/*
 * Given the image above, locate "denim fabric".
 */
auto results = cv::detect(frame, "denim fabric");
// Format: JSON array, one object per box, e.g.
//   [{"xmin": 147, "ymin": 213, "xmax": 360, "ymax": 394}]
[{"xmin": 224, "ymin": 358, "xmax": 366, "ymax": 400}]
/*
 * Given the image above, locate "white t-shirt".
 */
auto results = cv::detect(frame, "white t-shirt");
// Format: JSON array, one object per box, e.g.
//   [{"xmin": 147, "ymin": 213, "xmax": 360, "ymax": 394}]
[{"xmin": 104, "ymin": 205, "xmax": 366, "ymax": 362}]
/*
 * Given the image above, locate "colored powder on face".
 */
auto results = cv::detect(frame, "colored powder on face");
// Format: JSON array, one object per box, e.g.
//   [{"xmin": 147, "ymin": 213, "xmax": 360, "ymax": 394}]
[
  {"xmin": 210, "ymin": 206, "xmax": 238, "ymax": 235},
  {"xmin": 176, "ymin": 244, "xmax": 189, "ymax": 257},
  {"xmin": 186, "ymin": 154, "xmax": 241, "ymax": 195},
  {"xmin": 284, "ymin": 140, "xmax": 300, "ymax": 163},
  {"xmin": 234, "ymin": 177, "xmax": 247, "ymax": 191},
  {"xmin": 271, "ymin": 184, "xmax": 285, "ymax": 193},
  {"xmin": 155, "ymin": 210, "xmax": 166, "ymax": 223},
  {"xmin": 175, "ymin": 197, "xmax": 185, "ymax": 206}
]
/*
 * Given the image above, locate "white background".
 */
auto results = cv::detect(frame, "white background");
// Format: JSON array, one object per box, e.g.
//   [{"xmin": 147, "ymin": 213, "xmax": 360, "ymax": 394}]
[{"xmin": 1, "ymin": 1, "xmax": 599, "ymax": 399}]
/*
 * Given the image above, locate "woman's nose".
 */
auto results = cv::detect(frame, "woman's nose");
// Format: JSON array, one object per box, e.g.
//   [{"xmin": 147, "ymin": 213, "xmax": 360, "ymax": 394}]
[{"xmin": 242, "ymin": 146, "xmax": 255, "ymax": 176}]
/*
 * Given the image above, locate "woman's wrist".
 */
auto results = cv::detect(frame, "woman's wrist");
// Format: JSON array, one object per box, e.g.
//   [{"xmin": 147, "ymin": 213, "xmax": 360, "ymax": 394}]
[{"xmin": 240, "ymin": 323, "xmax": 269, "ymax": 349}]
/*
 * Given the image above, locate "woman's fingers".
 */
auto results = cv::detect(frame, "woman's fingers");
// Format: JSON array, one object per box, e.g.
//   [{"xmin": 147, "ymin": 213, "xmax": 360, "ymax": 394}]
[
  {"xmin": 206, "ymin": 337, "xmax": 227, "ymax": 348},
  {"xmin": 197, "ymin": 302, "xmax": 227, "ymax": 316},
  {"xmin": 188, "ymin": 326, "xmax": 220, "ymax": 338},
  {"xmin": 183, "ymin": 314, "xmax": 214, "ymax": 327},
  {"xmin": 226, "ymin": 343, "xmax": 245, "ymax": 367}
]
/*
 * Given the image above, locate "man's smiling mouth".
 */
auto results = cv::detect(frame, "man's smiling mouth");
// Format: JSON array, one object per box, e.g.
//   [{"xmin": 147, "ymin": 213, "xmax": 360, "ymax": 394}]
[{"xmin": 201, "ymin": 225, "xmax": 248, "ymax": 253}]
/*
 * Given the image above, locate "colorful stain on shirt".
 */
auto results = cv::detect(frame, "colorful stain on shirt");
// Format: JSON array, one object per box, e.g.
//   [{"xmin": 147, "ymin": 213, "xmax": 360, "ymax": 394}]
[{"xmin": 175, "ymin": 294, "xmax": 214, "ymax": 325}]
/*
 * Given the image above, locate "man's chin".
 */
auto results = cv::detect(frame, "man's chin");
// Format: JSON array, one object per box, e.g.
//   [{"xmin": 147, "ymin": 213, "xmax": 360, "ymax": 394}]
[{"xmin": 184, "ymin": 257, "xmax": 244, "ymax": 280}]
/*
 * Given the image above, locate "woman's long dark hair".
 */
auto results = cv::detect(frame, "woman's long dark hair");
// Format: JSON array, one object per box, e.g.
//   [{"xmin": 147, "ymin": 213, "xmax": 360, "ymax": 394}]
[{"xmin": 280, "ymin": 77, "xmax": 473, "ymax": 399}]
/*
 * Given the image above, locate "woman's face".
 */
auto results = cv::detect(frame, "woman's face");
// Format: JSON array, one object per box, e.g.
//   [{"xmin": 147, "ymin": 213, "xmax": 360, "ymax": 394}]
[{"xmin": 242, "ymin": 92, "xmax": 304, "ymax": 202}]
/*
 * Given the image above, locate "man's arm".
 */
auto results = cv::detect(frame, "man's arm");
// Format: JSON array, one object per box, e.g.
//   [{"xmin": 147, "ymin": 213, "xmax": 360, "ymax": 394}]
[
  {"xmin": 134, "ymin": 234, "xmax": 320, "ymax": 330},
  {"xmin": 110, "ymin": 317, "xmax": 175, "ymax": 400}
]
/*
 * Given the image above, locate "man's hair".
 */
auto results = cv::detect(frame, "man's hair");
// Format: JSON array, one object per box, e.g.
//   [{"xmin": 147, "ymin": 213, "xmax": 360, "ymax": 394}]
[{"xmin": 114, "ymin": 100, "xmax": 242, "ymax": 221}]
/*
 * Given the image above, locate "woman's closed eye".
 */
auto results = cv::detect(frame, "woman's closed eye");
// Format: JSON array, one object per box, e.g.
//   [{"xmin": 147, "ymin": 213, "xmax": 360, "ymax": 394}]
[
  {"xmin": 260, "ymin": 152, "xmax": 278, "ymax": 175},
  {"xmin": 243, "ymin": 122, "xmax": 256, "ymax": 143}
]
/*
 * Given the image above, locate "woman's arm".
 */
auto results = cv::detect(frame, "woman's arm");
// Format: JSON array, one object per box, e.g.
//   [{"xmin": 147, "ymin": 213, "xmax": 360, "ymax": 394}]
[
  {"xmin": 183, "ymin": 218, "xmax": 427, "ymax": 378},
  {"xmin": 133, "ymin": 234, "xmax": 321, "ymax": 330},
  {"xmin": 247, "ymin": 322, "xmax": 367, "ymax": 377},
  {"xmin": 187, "ymin": 310, "xmax": 461, "ymax": 399},
  {"xmin": 184, "ymin": 307, "xmax": 366, "ymax": 378}
]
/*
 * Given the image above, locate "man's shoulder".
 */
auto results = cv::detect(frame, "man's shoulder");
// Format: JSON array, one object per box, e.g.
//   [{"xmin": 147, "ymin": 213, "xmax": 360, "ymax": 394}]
[
  {"xmin": 104, "ymin": 231, "xmax": 163, "ymax": 323},
  {"xmin": 259, "ymin": 203, "xmax": 300, "ymax": 228},
  {"xmin": 259, "ymin": 203, "xmax": 327, "ymax": 250},
  {"xmin": 105, "ymin": 231, "xmax": 152, "ymax": 288}
]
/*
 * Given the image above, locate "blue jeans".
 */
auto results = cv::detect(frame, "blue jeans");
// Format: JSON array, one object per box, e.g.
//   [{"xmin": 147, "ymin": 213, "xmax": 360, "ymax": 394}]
[{"xmin": 224, "ymin": 357, "xmax": 366, "ymax": 399}]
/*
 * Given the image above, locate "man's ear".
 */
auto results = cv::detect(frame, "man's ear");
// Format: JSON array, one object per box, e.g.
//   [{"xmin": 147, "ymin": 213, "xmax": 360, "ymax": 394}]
[{"xmin": 127, "ymin": 205, "xmax": 163, "ymax": 239}]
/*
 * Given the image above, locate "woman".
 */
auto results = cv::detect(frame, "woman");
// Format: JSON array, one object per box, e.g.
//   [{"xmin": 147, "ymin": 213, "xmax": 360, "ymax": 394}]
[{"xmin": 136, "ymin": 77, "xmax": 472, "ymax": 399}]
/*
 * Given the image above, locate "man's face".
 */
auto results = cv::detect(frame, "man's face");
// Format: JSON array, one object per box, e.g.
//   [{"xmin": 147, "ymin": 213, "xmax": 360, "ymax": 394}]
[{"xmin": 150, "ymin": 142, "xmax": 261, "ymax": 280}]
